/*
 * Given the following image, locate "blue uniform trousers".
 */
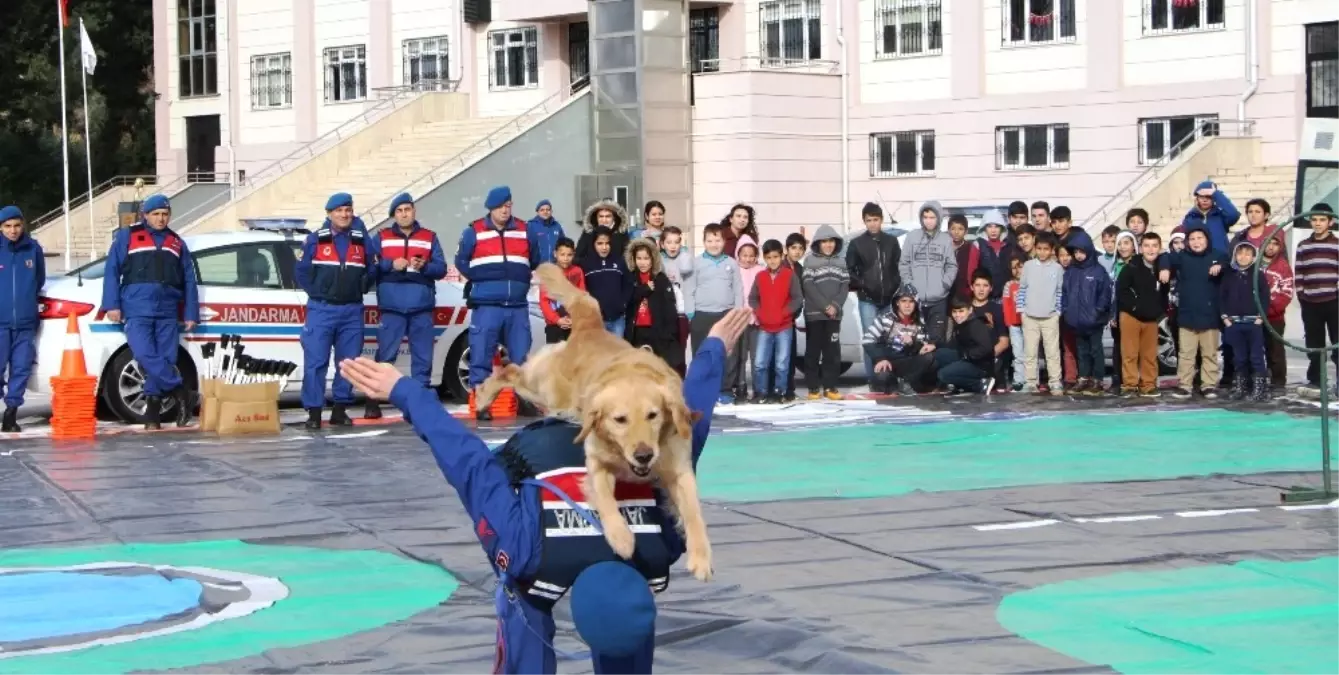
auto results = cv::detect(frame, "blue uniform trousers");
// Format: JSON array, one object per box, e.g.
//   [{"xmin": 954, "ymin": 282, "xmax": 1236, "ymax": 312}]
[
  {"xmin": 302, "ymin": 301, "xmax": 364, "ymax": 408},
  {"xmin": 124, "ymin": 317, "xmax": 183, "ymax": 397},
  {"xmin": 467, "ymin": 305, "xmax": 532, "ymax": 388},
  {"xmin": 0, "ymin": 328, "xmax": 36, "ymax": 408},
  {"xmin": 376, "ymin": 309, "xmax": 436, "ymax": 387}
]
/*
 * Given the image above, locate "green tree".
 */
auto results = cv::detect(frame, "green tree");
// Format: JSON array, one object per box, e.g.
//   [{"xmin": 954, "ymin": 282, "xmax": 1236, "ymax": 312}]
[{"xmin": 0, "ymin": 0, "xmax": 155, "ymax": 227}]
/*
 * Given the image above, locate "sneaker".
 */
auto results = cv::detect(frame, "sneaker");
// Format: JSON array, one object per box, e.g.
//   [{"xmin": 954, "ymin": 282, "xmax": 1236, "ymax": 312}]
[
  {"xmin": 763, "ymin": 395, "xmax": 782, "ymax": 404},
  {"xmin": 1170, "ymin": 387, "xmax": 1193, "ymax": 399},
  {"xmin": 1011, "ymin": 382, "xmax": 1025, "ymax": 392},
  {"xmin": 1201, "ymin": 387, "xmax": 1219, "ymax": 400},
  {"xmin": 981, "ymin": 377, "xmax": 996, "ymax": 395},
  {"xmin": 1038, "ymin": 383, "xmax": 1052, "ymax": 394},
  {"xmin": 806, "ymin": 391, "xmax": 822, "ymax": 400},
  {"xmin": 748, "ymin": 394, "xmax": 767, "ymax": 405},
  {"xmin": 1140, "ymin": 388, "xmax": 1161, "ymax": 398},
  {"xmin": 1084, "ymin": 382, "xmax": 1106, "ymax": 397},
  {"xmin": 781, "ymin": 393, "xmax": 797, "ymax": 403},
  {"xmin": 824, "ymin": 390, "xmax": 843, "ymax": 401},
  {"xmin": 717, "ymin": 394, "xmax": 736, "ymax": 406},
  {"xmin": 1120, "ymin": 387, "xmax": 1138, "ymax": 398}
]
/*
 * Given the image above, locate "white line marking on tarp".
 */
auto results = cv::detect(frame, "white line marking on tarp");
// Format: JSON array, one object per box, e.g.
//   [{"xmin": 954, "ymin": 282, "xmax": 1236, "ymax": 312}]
[
  {"xmin": 1073, "ymin": 514, "xmax": 1163, "ymax": 523},
  {"xmin": 973, "ymin": 519, "xmax": 1059, "ymax": 531},
  {"xmin": 1175, "ymin": 508, "xmax": 1260, "ymax": 518}
]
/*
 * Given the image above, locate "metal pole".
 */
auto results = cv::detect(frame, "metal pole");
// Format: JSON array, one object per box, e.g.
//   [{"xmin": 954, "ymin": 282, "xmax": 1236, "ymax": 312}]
[
  {"xmin": 57, "ymin": 0, "xmax": 73, "ymax": 271},
  {"xmin": 81, "ymin": 29, "xmax": 96, "ymax": 261}
]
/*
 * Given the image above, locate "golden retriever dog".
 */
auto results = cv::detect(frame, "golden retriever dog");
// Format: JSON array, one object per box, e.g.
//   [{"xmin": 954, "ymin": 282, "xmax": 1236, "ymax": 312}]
[{"xmin": 474, "ymin": 263, "xmax": 712, "ymax": 581}]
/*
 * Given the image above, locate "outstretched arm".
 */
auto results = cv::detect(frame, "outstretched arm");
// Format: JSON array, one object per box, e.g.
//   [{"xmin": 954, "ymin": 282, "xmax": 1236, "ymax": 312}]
[{"xmin": 681, "ymin": 308, "xmax": 750, "ymax": 469}]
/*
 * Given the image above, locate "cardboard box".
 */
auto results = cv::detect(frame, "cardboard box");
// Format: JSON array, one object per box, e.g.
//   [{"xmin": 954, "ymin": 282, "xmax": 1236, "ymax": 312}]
[
  {"xmin": 200, "ymin": 379, "xmax": 221, "ymax": 432},
  {"xmin": 211, "ymin": 381, "xmax": 281, "ymax": 436}
]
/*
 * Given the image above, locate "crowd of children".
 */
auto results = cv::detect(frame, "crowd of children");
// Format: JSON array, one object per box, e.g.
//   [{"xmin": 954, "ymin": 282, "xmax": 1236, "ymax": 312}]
[{"xmin": 535, "ymin": 189, "xmax": 1339, "ymax": 406}]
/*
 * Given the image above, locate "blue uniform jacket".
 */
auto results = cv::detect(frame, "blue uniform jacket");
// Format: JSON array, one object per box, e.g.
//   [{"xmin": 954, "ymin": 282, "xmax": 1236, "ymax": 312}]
[
  {"xmin": 1, "ymin": 233, "xmax": 45, "ymax": 329},
  {"xmin": 453, "ymin": 218, "xmax": 542, "ymax": 307},
  {"xmin": 1181, "ymin": 185, "xmax": 1241, "ymax": 254},
  {"xmin": 368, "ymin": 222, "xmax": 447, "ymax": 313},
  {"xmin": 100, "ymin": 225, "xmax": 200, "ymax": 322},
  {"xmin": 296, "ymin": 218, "xmax": 372, "ymax": 301},
  {"xmin": 393, "ymin": 338, "xmax": 725, "ymax": 674},
  {"xmin": 528, "ymin": 216, "xmax": 566, "ymax": 264}
]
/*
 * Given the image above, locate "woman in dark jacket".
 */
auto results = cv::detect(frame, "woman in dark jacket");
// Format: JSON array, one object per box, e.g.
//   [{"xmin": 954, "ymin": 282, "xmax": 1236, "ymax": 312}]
[{"xmin": 624, "ymin": 238, "xmax": 683, "ymax": 371}]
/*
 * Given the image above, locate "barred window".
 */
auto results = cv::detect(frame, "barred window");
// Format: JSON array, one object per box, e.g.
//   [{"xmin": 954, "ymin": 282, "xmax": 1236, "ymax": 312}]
[
  {"xmin": 404, "ymin": 36, "xmax": 450, "ymax": 90},
  {"xmin": 690, "ymin": 7, "xmax": 720, "ymax": 73},
  {"xmin": 250, "ymin": 53, "xmax": 292, "ymax": 109},
  {"xmin": 490, "ymin": 27, "xmax": 540, "ymax": 90},
  {"xmin": 875, "ymin": 0, "xmax": 943, "ymax": 59},
  {"xmin": 1138, "ymin": 115, "xmax": 1218, "ymax": 166},
  {"xmin": 177, "ymin": 0, "xmax": 218, "ymax": 98},
  {"xmin": 1002, "ymin": 0, "xmax": 1076, "ymax": 46},
  {"xmin": 996, "ymin": 124, "xmax": 1069, "ymax": 171},
  {"xmin": 1143, "ymin": 0, "xmax": 1225, "ymax": 36},
  {"xmin": 1306, "ymin": 22, "xmax": 1338, "ymax": 119},
  {"xmin": 323, "ymin": 45, "xmax": 368, "ymax": 103},
  {"xmin": 870, "ymin": 131, "xmax": 935, "ymax": 178},
  {"xmin": 760, "ymin": 0, "xmax": 822, "ymax": 67}
]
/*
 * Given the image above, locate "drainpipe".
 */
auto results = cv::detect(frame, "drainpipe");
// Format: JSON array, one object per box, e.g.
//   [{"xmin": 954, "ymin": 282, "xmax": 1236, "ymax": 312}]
[
  {"xmin": 1236, "ymin": 0, "xmax": 1259, "ymax": 132},
  {"xmin": 836, "ymin": 0, "xmax": 849, "ymax": 233}
]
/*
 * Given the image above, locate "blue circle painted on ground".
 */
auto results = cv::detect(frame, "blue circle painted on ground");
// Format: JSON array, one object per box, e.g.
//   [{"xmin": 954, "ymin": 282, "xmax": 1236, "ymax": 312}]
[{"xmin": 0, "ymin": 571, "xmax": 203, "ymax": 643}]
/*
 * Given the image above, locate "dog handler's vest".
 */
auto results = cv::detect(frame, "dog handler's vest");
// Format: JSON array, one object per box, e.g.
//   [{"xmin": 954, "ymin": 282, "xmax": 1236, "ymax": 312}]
[
  {"xmin": 122, "ymin": 224, "xmax": 186, "ymax": 288},
  {"xmin": 497, "ymin": 419, "xmax": 672, "ymax": 611}
]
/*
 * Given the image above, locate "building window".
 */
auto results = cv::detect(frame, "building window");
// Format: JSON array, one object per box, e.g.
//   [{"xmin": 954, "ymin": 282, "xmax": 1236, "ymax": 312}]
[
  {"xmin": 404, "ymin": 36, "xmax": 450, "ymax": 90},
  {"xmin": 996, "ymin": 124, "xmax": 1069, "ymax": 171},
  {"xmin": 177, "ymin": 0, "xmax": 218, "ymax": 98},
  {"xmin": 1306, "ymin": 22, "xmax": 1339, "ymax": 119},
  {"xmin": 250, "ymin": 53, "xmax": 292, "ymax": 109},
  {"xmin": 870, "ymin": 131, "xmax": 935, "ymax": 178},
  {"xmin": 323, "ymin": 45, "xmax": 368, "ymax": 103},
  {"xmin": 569, "ymin": 22, "xmax": 590, "ymax": 86},
  {"xmin": 490, "ymin": 27, "xmax": 540, "ymax": 90},
  {"xmin": 1138, "ymin": 115, "xmax": 1218, "ymax": 165},
  {"xmin": 1002, "ymin": 0, "xmax": 1076, "ymax": 46},
  {"xmin": 875, "ymin": 0, "xmax": 942, "ymax": 59},
  {"xmin": 1143, "ymin": 0, "xmax": 1224, "ymax": 36},
  {"xmin": 690, "ymin": 7, "xmax": 720, "ymax": 73},
  {"xmin": 759, "ymin": 0, "xmax": 821, "ymax": 66}
]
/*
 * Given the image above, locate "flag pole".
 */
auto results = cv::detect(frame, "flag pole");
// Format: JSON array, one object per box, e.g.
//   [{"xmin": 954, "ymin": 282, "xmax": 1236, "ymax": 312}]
[
  {"xmin": 80, "ymin": 18, "xmax": 95, "ymax": 262},
  {"xmin": 56, "ymin": 0, "xmax": 73, "ymax": 271}
]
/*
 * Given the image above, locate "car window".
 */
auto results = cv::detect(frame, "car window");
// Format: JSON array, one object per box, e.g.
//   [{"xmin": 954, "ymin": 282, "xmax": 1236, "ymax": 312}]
[{"xmin": 194, "ymin": 244, "xmax": 284, "ymax": 289}]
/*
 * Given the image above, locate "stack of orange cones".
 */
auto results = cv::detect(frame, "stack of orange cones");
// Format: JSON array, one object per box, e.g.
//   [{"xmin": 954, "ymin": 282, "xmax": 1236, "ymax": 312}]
[
  {"xmin": 49, "ymin": 313, "xmax": 99, "ymax": 439},
  {"xmin": 467, "ymin": 349, "xmax": 519, "ymax": 418}
]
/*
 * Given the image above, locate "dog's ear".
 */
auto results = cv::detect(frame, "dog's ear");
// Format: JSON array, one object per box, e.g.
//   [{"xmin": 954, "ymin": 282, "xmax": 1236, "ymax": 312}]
[
  {"xmin": 655, "ymin": 381, "xmax": 694, "ymax": 440},
  {"xmin": 575, "ymin": 405, "xmax": 602, "ymax": 443}
]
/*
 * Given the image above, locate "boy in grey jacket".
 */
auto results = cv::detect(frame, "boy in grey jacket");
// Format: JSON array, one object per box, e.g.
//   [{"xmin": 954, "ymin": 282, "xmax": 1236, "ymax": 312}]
[
  {"xmin": 802, "ymin": 224, "xmax": 850, "ymax": 399},
  {"xmin": 686, "ymin": 223, "xmax": 746, "ymax": 404},
  {"xmin": 1016, "ymin": 232, "xmax": 1065, "ymax": 393},
  {"xmin": 899, "ymin": 200, "xmax": 958, "ymax": 342}
]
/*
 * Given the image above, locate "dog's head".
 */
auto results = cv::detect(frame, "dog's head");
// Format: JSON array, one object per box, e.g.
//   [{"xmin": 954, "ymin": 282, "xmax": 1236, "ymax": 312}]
[{"xmin": 575, "ymin": 372, "xmax": 697, "ymax": 478}]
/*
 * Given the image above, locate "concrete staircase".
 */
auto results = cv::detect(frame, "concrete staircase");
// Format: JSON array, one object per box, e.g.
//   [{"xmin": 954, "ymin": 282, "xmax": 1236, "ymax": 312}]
[
  {"xmin": 1144, "ymin": 165, "xmax": 1296, "ymax": 236},
  {"xmin": 30, "ymin": 182, "xmax": 162, "ymax": 270}
]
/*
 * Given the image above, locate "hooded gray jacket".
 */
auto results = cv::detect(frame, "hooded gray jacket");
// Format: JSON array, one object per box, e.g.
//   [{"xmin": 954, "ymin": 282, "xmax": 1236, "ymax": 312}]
[
  {"xmin": 898, "ymin": 200, "xmax": 958, "ymax": 304},
  {"xmin": 802, "ymin": 224, "xmax": 851, "ymax": 321}
]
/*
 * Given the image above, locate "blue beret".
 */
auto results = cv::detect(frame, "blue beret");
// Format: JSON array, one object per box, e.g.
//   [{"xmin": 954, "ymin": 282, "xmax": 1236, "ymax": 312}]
[
  {"xmin": 569, "ymin": 562, "xmax": 656, "ymax": 657},
  {"xmin": 485, "ymin": 186, "xmax": 512, "ymax": 211},
  {"xmin": 325, "ymin": 192, "xmax": 354, "ymax": 212},
  {"xmin": 389, "ymin": 192, "xmax": 414, "ymax": 217},
  {"xmin": 536, "ymin": 199, "xmax": 552, "ymax": 211},
  {"xmin": 142, "ymin": 194, "xmax": 171, "ymax": 214},
  {"xmin": 0, "ymin": 205, "xmax": 23, "ymax": 224}
]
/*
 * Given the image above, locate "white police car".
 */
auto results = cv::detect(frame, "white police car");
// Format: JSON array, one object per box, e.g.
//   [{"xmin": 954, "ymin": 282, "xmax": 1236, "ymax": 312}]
[{"xmin": 31, "ymin": 224, "xmax": 546, "ymax": 423}]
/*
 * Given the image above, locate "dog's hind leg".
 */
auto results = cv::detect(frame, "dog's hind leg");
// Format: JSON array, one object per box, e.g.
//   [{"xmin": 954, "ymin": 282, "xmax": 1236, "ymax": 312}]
[{"xmin": 475, "ymin": 363, "xmax": 522, "ymax": 411}]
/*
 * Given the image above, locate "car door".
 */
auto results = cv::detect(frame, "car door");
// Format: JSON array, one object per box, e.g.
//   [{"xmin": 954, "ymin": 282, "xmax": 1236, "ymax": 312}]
[{"xmin": 192, "ymin": 242, "xmax": 306, "ymax": 384}]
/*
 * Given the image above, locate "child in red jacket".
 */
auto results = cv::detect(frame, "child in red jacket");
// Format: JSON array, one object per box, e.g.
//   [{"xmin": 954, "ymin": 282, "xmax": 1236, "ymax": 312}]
[
  {"xmin": 748, "ymin": 239, "xmax": 803, "ymax": 403},
  {"xmin": 539, "ymin": 238, "xmax": 586, "ymax": 343},
  {"xmin": 1002, "ymin": 254, "xmax": 1025, "ymax": 390},
  {"xmin": 1259, "ymin": 234, "xmax": 1295, "ymax": 388}
]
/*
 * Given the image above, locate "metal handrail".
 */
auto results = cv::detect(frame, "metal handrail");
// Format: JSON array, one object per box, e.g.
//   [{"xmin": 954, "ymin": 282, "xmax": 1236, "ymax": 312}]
[
  {"xmin": 698, "ymin": 56, "xmax": 841, "ymax": 74},
  {"xmin": 362, "ymin": 77, "xmax": 592, "ymax": 227},
  {"xmin": 371, "ymin": 78, "xmax": 461, "ymax": 98},
  {"xmin": 1082, "ymin": 118, "xmax": 1256, "ymax": 231},
  {"xmin": 174, "ymin": 85, "xmax": 434, "ymax": 231},
  {"xmin": 29, "ymin": 174, "xmax": 158, "ymax": 231}
]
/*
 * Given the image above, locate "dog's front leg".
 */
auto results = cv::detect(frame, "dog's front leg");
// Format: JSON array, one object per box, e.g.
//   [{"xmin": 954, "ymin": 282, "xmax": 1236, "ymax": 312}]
[
  {"xmin": 584, "ymin": 458, "xmax": 636, "ymax": 560},
  {"xmin": 663, "ymin": 469, "xmax": 712, "ymax": 582}
]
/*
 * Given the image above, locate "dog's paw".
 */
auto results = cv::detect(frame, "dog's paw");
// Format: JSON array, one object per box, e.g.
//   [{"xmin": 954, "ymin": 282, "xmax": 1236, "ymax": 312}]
[
  {"xmin": 604, "ymin": 524, "xmax": 636, "ymax": 560},
  {"xmin": 686, "ymin": 551, "xmax": 713, "ymax": 582}
]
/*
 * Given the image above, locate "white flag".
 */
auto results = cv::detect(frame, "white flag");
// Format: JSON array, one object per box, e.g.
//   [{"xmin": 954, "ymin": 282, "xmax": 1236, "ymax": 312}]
[{"xmin": 79, "ymin": 19, "xmax": 97, "ymax": 75}]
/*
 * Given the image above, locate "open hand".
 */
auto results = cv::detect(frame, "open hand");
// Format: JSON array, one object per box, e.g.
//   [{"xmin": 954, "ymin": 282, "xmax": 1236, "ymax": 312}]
[
  {"xmin": 393, "ymin": 258, "xmax": 409, "ymax": 271},
  {"xmin": 707, "ymin": 308, "xmax": 752, "ymax": 355},
  {"xmin": 874, "ymin": 360, "xmax": 892, "ymax": 373},
  {"xmin": 339, "ymin": 357, "xmax": 405, "ymax": 400}
]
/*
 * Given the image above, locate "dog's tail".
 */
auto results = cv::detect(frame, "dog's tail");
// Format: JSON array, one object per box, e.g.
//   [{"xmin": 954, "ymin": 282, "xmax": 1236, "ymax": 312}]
[{"xmin": 535, "ymin": 263, "xmax": 602, "ymax": 333}]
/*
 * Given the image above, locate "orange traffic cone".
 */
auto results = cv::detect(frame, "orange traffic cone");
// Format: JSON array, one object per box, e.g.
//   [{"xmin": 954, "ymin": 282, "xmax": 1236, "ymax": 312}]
[{"xmin": 49, "ymin": 313, "xmax": 99, "ymax": 440}]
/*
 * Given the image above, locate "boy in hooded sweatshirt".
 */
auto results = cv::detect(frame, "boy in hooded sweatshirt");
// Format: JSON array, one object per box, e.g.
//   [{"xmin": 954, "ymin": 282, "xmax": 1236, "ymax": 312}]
[
  {"xmin": 686, "ymin": 224, "xmax": 746, "ymax": 404},
  {"xmin": 1108, "ymin": 230, "xmax": 1138, "ymax": 392},
  {"xmin": 1163, "ymin": 224, "xmax": 1226, "ymax": 399},
  {"xmin": 579, "ymin": 226, "xmax": 633, "ymax": 335},
  {"xmin": 733, "ymin": 235, "xmax": 765, "ymax": 401},
  {"xmin": 576, "ymin": 199, "xmax": 632, "ymax": 264},
  {"xmin": 802, "ymin": 225, "xmax": 850, "ymax": 400},
  {"xmin": 659, "ymin": 226, "xmax": 694, "ymax": 375},
  {"xmin": 899, "ymin": 201, "xmax": 958, "ymax": 342},
  {"xmin": 863, "ymin": 285, "xmax": 937, "ymax": 395},
  {"xmin": 625, "ymin": 238, "xmax": 683, "ymax": 372},
  {"xmin": 1118, "ymin": 232, "xmax": 1169, "ymax": 397},
  {"xmin": 975, "ymin": 210, "xmax": 1015, "ymax": 299},
  {"xmin": 1218, "ymin": 241, "xmax": 1270, "ymax": 401},
  {"xmin": 783, "ymin": 232, "xmax": 808, "ymax": 399},
  {"xmin": 936, "ymin": 298, "xmax": 997, "ymax": 395},
  {"xmin": 1062, "ymin": 236, "xmax": 1114, "ymax": 395}
]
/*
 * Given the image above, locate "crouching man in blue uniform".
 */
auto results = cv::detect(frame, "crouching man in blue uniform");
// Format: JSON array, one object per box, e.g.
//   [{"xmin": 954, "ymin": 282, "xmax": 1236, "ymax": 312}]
[
  {"xmin": 296, "ymin": 192, "xmax": 371, "ymax": 430},
  {"xmin": 1, "ymin": 206, "xmax": 44, "ymax": 432},
  {"xmin": 338, "ymin": 307, "xmax": 751, "ymax": 675},
  {"xmin": 100, "ymin": 195, "xmax": 200, "ymax": 430},
  {"xmin": 454, "ymin": 185, "xmax": 542, "ymax": 420},
  {"xmin": 364, "ymin": 192, "xmax": 447, "ymax": 419}
]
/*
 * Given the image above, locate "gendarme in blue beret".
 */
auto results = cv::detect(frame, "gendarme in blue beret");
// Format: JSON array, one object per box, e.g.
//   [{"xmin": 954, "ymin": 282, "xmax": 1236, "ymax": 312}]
[
  {"xmin": 485, "ymin": 186, "xmax": 512, "ymax": 211},
  {"xmin": 536, "ymin": 199, "xmax": 551, "ymax": 211},
  {"xmin": 0, "ymin": 205, "xmax": 23, "ymax": 225},
  {"xmin": 388, "ymin": 192, "xmax": 414, "ymax": 218},
  {"xmin": 142, "ymin": 194, "xmax": 171, "ymax": 215},
  {"xmin": 325, "ymin": 192, "xmax": 354, "ymax": 212},
  {"xmin": 568, "ymin": 561, "xmax": 657, "ymax": 657}
]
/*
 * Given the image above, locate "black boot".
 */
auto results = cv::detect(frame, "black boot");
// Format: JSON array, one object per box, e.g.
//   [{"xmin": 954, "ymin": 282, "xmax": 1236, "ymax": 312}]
[
  {"xmin": 1, "ymin": 407, "xmax": 19, "ymax": 433},
  {"xmin": 173, "ymin": 387, "xmax": 194, "ymax": 427},
  {"xmin": 1251, "ymin": 375, "xmax": 1271, "ymax": 403},
  {"xmin": 364, "ymin": 400, "xmax": 382, "ymax": 420},
  {"xmin": 305, "ymin": 407, "xmax": 323, "ymax": 431},
  {"xmin": 144, "ymin": 396, "xmax": 163, "ymax": 430},
  {"xmin": 1228, "ymin": 375, "xmax": 1249, "ymax": 401},
  {"xmin": 329, "ymin": 404, "xmax": 353, "ymax": 426}
]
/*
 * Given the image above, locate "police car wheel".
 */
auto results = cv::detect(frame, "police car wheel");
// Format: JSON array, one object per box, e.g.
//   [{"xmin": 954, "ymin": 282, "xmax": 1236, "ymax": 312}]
[
  {"xmin": 102, "ymin": 348, "xmax": 181, "ymax": 424},
  {"xmin": 1157, "ymin": 317, "xmax": 1178, "ymax": 375},
  {"xmin": 442, "ymin": 337, "xmax": 470, "ymax": 401}
]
